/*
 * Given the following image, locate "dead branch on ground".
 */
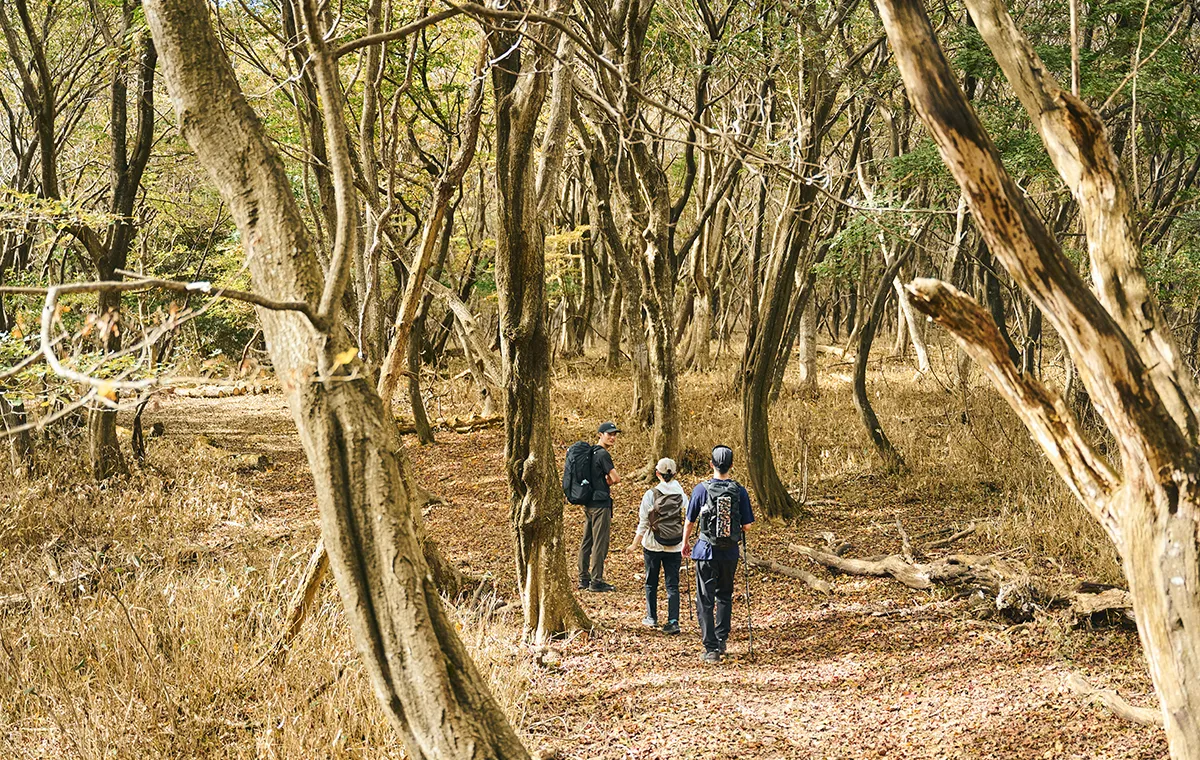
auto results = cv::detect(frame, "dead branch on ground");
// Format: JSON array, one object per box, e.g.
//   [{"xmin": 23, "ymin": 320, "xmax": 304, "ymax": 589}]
[
  {"xmin": 744, "ymin": 551, "xmax": 832, "ymax": 594},
  {"xmin": 1066, "ymin": 672, "xmax": 1162, "ymax": 727}
]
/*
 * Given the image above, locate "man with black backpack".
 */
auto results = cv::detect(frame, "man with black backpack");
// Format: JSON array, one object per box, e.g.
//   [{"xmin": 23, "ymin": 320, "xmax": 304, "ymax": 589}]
[
  {"xmin": 626, "ymin": 457, "xmax": 685, "ymax": 634},
  {"xmin": 681, "ymin": 445, "xmax": 755, "ymax": 663},
  {"xmin": 565, "ymin": 422, "xmax": 622, "ymax": 592}
]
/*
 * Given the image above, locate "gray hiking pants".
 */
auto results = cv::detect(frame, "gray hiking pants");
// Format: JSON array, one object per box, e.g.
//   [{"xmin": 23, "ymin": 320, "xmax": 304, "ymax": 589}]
[{"xmin": 578, "ymin": 505, "xmax": 611, "ymax": 585}]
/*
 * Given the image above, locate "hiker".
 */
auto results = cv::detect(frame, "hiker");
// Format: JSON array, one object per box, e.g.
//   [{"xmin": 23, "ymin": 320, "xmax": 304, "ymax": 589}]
[
  {"xmin": 626, "ymin": 457, "xmax": 685, "ymax": 634},
  {"xmin": 576, "ymin": 422, "xmax": 621, "ymax": 592},
  {"xmin": 681, "ymin": 444, "xmax": 754, "ymax": 663}
]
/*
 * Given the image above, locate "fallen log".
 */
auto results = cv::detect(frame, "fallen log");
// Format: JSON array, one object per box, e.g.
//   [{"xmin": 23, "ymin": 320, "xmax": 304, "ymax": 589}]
[
  {"xmin": 1070, "ymin": 588, "xmax": 1134, "ymax": 625},
  {"xmin": 790, "ymin": 544, "xmax": 1046, "ymax": 621},
  {"xmin": 791, "ymin": 544, "xmax": 933, "ymax": 589},
  {"xmin": 1066, "ymin": 672, "xmax": 1162, "ymax": 727},
  {"xmin": 194, "ymin": 435, "xmax": 271, "ymax": 471},
  {"xmin": 395, "ymin": 414, "xmax": 502, "ymax": 435},
  {"xmin": 744, "ymin": 551, "xmax": 832, "ymax": 594},
  {"xmin": 172, "ymin": 383, "xmax": 271, "ymax": 398}
]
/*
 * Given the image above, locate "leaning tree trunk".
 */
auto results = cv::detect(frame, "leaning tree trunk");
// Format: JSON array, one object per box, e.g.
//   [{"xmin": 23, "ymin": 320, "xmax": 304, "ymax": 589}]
[
  {"xmin": 853, "ymin": 252, "xmax": 908, "ymax": 473},
  {"xmin": 742, "ymin": 184, "xmax": 816, "ymax": 519},
  {"xmin": 877, "ymin": 0, "xmax": 1200, "ymax": 754},
  {"xmin": 490, "ymin": 21, "xmax": 590, "ymax": 642},
  {"xmin": 581, "ymin": 135, "xmax": 651, "ymax": 423},
  {"xmin": 143, "ymin": 0, "xmax": 529, "ymax": 756}
]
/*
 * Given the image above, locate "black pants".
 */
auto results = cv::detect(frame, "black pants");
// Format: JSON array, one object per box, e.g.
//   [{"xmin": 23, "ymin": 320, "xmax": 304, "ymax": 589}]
[
  {"xmin": 644, "ymin": 549, "xmax": 681, "ymax": 623},
  {"xmin": 578, "ymin": 506, "xmax": 611, "ymax": 585},
  {"xmin": 694, "ymin": 558, "xmax": 737, "ymax": 653}
]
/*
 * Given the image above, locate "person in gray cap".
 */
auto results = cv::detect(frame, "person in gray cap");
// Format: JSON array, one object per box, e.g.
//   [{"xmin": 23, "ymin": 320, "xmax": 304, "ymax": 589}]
[
  {"xmin": 626, "ymin": 457, "xmax": 686, "ymax": 634},
  {"xmin": 578, "ymin": 421, "xmax": 622, "ymax": 592},
  {"xmin": 682, "ymin": 444, "xmax": 754, "ymax": 662}
]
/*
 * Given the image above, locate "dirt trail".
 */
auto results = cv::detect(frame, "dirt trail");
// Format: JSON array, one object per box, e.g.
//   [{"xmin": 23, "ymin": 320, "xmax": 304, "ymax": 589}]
[{"xmin": 152, "ymin": 392, "xmax": 1165, "ymax": 760}]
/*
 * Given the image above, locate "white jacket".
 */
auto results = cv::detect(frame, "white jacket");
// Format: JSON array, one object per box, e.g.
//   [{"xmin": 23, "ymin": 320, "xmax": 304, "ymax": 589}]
[{"xmin": 637, "ymin": 480, "xmax": 686, "ymax": 552}]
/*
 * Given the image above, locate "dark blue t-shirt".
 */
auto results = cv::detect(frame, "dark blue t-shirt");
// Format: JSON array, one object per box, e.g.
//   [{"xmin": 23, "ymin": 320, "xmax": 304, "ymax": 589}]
[{"xmin": 687, "ymin": 479, "xmax": 754, "ymax": 561}]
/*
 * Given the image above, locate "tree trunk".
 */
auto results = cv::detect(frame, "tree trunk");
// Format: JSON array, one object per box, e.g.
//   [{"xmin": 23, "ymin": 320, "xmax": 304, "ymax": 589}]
[
  {"xmin": 797, "ymin": 293, "xmax": 818, "ymax": 396},
  {"xmin": 742, "ymin": 183, "xmax": 818, "ymax": 519},
  {"xmin": 576, "ymin": 126, "xmax": 651, "ymax": 422},
  {"xmin": 490, "ymin": 21, "xmax": 590, "ymax": 642},
  {"xmin": 852, "ymin": 254, "xmax": 908, "ymax": 473},
  {"xmin": 378, "ymin": 47, "xmax": 485, "ymax": 405},
  {"xmin": 88, "ymin": 285, "xmax": 127, "ymax": 480},
  {"xmin": 144, "ymin": 1, "xmax": 530, "ymax": 755},
  {"xmin": 879, "ymin": 0, "xmax": 1200, "ymax": 753},
  {"xmin": 979, "ymin": 239, "xmax": 1021, "ymax": 366},
  {"xmin": 0, "ymin": 395, "xmax": 34, "ymax": 479},
  {"xmin": 407, "ymin": 316, "xmax": 435, "ymax": 445},
  {"xmin": 892, "ymin": 259, "xmax": 931, "ymax": 373},
  {"xmin": 892, "ymin": 295, "xmax": 908, "ymax": 358},
  {"xmin": 606, "ymin": 280, "xmax": 623, "ymax": 370}
]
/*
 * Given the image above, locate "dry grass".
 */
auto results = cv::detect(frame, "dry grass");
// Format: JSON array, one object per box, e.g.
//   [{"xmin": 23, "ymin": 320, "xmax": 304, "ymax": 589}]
[{"xmin": 0, "ymin": 438, "xmax": 534, "ymax": 759}]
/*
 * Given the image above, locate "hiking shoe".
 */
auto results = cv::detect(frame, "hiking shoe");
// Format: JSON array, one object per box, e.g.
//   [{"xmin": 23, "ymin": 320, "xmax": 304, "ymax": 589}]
[
  {"xmin": 718, "ymin": 639, "xmax": 727, "ymax": 655},
  {"xmin": 662, "ymin": 621, "xmax": 681, "ymax": 635},
  {"xmin": 588, "ymin": 581, "xmax": 616, "ymax": 593},
  {"xmin": 641, "ymin": 616, "xmax": 658, "ymax": 627},
  {"xmin": 577, "ymin": 580, "xmax": 590, "ymax": 590},
  {"xmin": 702, "ymin": 651, "xmax": 722, "ymax": 664}
]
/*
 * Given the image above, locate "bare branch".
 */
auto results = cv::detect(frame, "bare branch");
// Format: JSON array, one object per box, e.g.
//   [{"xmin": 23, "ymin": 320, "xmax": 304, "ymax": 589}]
[
  {"xmin": 300, "ymin": 0, "xmax": 358, "ymax": 326},
  {"xmin": 334, "ymin": 8, "xmax": 463, "ymax": 58}
]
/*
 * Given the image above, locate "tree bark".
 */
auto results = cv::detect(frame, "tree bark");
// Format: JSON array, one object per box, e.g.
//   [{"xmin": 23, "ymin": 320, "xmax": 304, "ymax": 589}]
[
  {"xmin": 143, "ymin": 1, "xmax": 529, "ymax": 755},
  {"xmin": 0, "ymin": 395, "xmax": 34, "ymax": 479},
  {"xmin": 605, "ymin": 280, "xmax": 623, "ymax": 370}
]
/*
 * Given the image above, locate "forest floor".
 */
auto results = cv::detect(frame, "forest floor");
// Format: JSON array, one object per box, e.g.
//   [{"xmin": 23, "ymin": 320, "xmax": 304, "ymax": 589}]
[{"xmin": 120, "ymin": 385, "xmax": 1168, "ymax": 760}]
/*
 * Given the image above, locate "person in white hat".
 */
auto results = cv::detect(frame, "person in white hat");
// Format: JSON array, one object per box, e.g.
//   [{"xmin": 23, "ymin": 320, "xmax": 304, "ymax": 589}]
[{"xmin": 626, "ymin": 457, "xmax": 686, "ymax": 634}]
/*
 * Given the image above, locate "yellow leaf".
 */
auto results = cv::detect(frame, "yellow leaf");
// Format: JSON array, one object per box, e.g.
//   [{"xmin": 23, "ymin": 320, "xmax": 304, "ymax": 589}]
[
  {"xmin": 98, "ymin": 382, "xmax": 117, "ymax": 402},
  {"xmin": 332, "ymin": 347, "xmax": 358, "ymax": 370}
]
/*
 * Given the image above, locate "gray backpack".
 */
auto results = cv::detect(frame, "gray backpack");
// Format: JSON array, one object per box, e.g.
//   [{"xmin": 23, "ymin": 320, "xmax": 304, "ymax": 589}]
[{"xmin": 648, "ymin": 489, "xmax": 684, "ymax": 546}]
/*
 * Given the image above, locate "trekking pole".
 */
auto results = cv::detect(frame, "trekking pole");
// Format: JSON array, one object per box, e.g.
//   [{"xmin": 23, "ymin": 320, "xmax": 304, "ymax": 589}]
[
  {"xmin": 684, "ymin": 555, "xmax": 694, "ymax": 617},
  {"xmin": 742, "ymin": 532, "xmax": 753, "ymax": 659}
]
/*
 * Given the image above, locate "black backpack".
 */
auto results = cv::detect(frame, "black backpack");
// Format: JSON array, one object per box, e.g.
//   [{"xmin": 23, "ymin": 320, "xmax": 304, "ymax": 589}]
[
  {"xmin": 698, "ymin": 478, "xmax": 743, "ymax": 550},
  {"xmin": 648, "ymin": 489, "xmax": 684, "ymax": 545},
  {"xmin": 562, "ymin": 441, "xmax": 598, "ymax": 505}
]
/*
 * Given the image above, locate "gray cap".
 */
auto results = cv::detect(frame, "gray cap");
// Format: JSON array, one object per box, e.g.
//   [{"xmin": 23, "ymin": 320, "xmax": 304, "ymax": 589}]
[
  {"xmin": 711, "ymin": 445, "xmax": 734, "ymax": 472},
  {"xmin": 598, "ymin": 421, "xmax": 622, "ymax": 434},
  {"xmin": 655, "ymin": 457, "xmax": 677, "ymax": 476}
]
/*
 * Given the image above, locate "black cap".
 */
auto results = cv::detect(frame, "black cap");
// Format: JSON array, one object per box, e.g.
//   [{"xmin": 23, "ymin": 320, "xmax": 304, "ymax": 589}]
[
  {"xmin": 712, "ymin": 445, "xmax": 734, "ymax": 472},
  {"xmin": 598, "ymin": 421, "xmax": 622, "ymax": 434}
]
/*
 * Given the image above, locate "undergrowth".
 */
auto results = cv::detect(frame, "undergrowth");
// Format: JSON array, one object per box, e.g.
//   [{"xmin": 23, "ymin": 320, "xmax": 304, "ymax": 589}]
[{"xmin": 1, "ymin": 333, "xmax": 1126, "ymax": 756}]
